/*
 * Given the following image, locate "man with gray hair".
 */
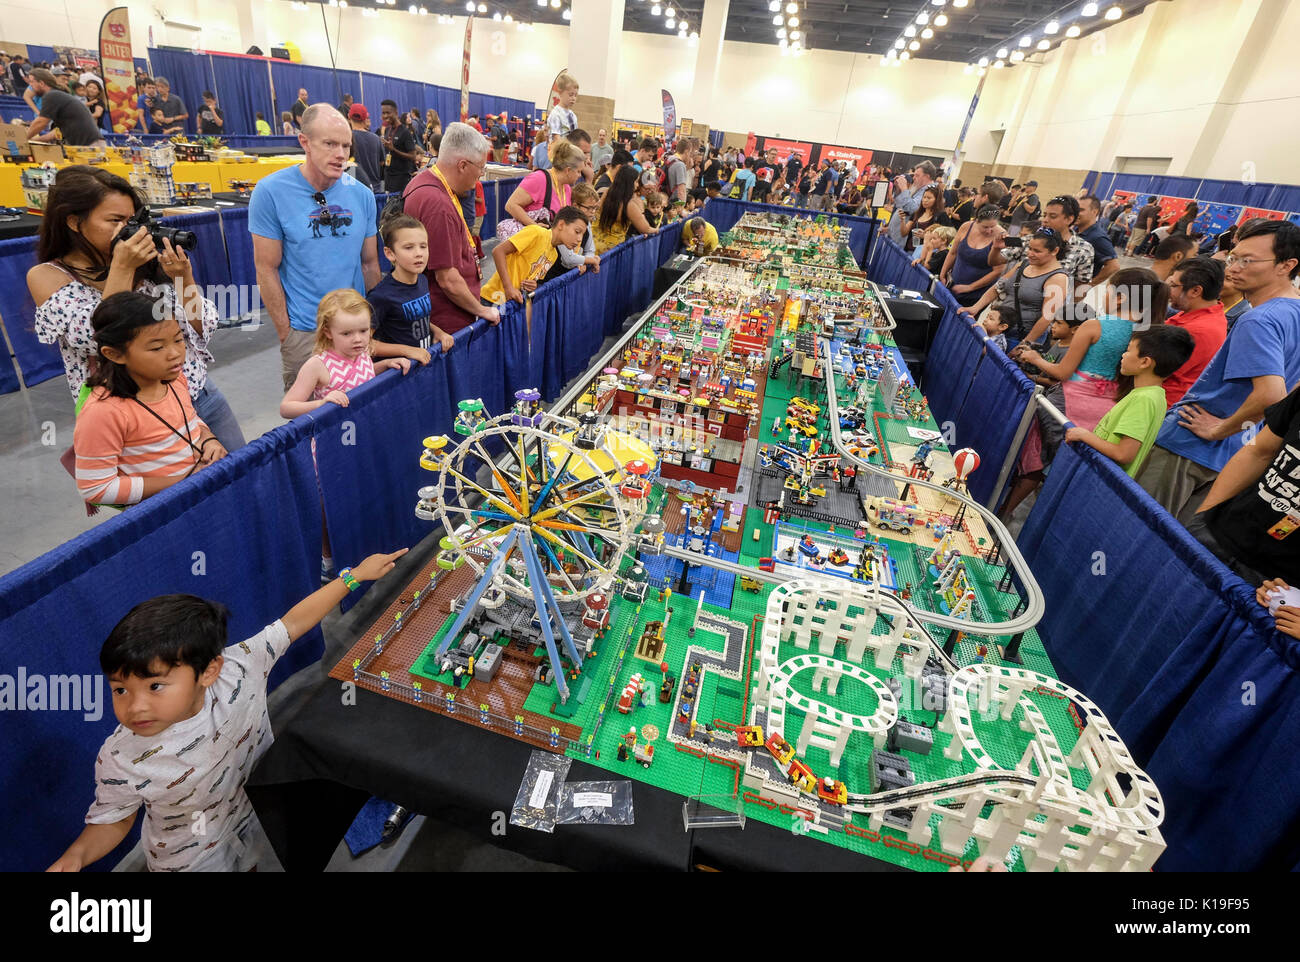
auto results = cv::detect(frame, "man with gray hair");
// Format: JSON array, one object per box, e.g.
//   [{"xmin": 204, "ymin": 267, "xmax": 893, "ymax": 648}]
[
  {"xmin": 250, "ymin": 103, "xmax": 380, "ymax": 389},
  {"xmin": 154, "ymin": 77, "xmax": 188, "ymax": 132},
  {"xmin": 401, "ymin": 121, "xmax": 500, "ymax": 335}
]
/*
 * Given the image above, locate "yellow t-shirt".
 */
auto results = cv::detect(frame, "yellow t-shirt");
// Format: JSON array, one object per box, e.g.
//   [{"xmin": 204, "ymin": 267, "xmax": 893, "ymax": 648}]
[
  {"xmin": 481, "ymin": 224, "xmax": 557, "ymax": 304},
  {"xmin": 681, "ymin": 219, "xmax": 719, "ymax": 253}
]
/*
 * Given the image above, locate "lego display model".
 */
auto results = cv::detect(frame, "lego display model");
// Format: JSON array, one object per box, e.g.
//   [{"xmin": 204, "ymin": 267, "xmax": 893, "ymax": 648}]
[{"xmin": 330, "ymin": 212, "xmax": 1158, "ymax": 871}]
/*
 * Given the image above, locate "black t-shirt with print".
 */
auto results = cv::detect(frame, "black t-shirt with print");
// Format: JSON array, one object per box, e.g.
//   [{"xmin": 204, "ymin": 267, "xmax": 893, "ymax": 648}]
[
  {"xmin": 198, "ymin": 104, "xmax": 224, "ymax": 135},
  {"xmin": 367, "ymin": 272, "xmax": 432, "ymax": 349},
  {"xmin": 1206, "ymin": 386, "xmax": 1300, "ymax": 583}
]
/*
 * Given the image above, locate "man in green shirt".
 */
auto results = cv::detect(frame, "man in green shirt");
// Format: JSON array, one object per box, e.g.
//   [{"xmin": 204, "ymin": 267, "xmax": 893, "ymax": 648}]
[{"xmin": 1066, "ymin": 326, "xmax": 1195, "ymax": 477}]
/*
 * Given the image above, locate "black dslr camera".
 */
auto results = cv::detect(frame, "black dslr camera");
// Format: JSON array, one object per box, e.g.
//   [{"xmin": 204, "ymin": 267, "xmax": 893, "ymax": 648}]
[{"xmin": 118, "ymin": 207, "xmax": 198, "ymax": 252}]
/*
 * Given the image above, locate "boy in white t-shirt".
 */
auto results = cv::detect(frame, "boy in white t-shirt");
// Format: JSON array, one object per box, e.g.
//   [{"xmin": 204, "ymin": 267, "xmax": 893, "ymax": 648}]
[
  {"xmin": 547, "ymin": 72, "xmax": 579, "ymax": 145},
  {"xmin": 47, "ymin": 549, "xmax": 407, "ymax": 872}
]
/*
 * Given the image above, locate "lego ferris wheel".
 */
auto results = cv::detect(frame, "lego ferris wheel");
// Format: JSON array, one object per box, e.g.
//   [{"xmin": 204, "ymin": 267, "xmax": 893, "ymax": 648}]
[{"xmin": 416, "ymin": 391, "xmax": 653, "ymax": 605}]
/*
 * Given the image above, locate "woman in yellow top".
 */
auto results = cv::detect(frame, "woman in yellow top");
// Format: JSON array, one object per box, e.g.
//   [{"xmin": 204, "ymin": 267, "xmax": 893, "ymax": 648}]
[
  {"xmin": 592, "ymin": 165, "xmax": 658, "ymax": 254},
  {"xmin": 502, "ymin": 140, "xmax": 585, "ymax": 233}
]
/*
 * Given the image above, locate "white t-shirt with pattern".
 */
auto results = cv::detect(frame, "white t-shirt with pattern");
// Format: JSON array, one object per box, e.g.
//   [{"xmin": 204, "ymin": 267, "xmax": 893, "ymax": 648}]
[
  {"xmin": 33, "ymin": 269, "xmax": 219, "ymax": 402},
  {"xmin": 85, "ymin": 621, "xmax": 290, "ymax": 872}
]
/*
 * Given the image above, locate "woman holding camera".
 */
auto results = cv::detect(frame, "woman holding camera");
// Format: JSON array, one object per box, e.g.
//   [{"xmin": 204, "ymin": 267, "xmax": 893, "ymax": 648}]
[{"xmin": 27, "ymin": 165, "xmax": 245, "ymax": 452}]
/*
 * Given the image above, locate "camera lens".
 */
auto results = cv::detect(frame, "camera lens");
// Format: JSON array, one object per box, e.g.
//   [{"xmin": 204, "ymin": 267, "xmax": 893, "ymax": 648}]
[{"xmin": 169, "ymin": 230, "xmax": 197, "ymax": 251}]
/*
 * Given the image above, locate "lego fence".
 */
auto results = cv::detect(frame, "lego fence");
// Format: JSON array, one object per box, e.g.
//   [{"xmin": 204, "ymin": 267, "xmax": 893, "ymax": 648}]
[{"xmin": 0, "ymin": 219, "xmax": 684, "ymax": 872}]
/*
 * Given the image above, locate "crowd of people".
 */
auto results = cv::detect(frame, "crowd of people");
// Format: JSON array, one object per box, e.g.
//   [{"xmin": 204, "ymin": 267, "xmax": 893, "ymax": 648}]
[
  {"xmin": 888, "ymin": 165, "xmax": 1300, "ymax": 633},
  {"xmin": 28, "ymin": 75, "xmax": 725, "ymax": 530}
]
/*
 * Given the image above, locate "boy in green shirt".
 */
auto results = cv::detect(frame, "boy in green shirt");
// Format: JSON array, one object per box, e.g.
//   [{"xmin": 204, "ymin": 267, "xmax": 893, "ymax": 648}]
[{"xmin": 1066, "ymin": 325, "xmax": 1195, "ymax": 477}]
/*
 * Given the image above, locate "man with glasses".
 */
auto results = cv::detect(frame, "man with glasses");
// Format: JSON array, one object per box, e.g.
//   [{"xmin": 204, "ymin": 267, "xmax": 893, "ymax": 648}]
[
  {"xmin": 402, "ymin": 122, "xmax": 500, "ymax": 336},
  {"xmin": 251, "ymin": 104, "xmax": 381, "ymax": 390},
  {"xmin": 1139, "ymin": 219, "xmax": 1300, "ymax": 523}
]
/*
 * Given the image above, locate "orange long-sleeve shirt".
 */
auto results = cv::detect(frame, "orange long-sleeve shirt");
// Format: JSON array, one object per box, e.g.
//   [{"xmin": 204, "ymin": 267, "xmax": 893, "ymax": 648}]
[{"xmin": 73, "ymin": 375, "xmax": 206, "ymax": 505}]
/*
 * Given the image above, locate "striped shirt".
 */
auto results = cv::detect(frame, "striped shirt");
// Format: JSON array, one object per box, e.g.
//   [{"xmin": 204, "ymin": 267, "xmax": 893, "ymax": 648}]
[{"xmin": 73, "ymin": 375, "xmax": 206, "ymax": 506}]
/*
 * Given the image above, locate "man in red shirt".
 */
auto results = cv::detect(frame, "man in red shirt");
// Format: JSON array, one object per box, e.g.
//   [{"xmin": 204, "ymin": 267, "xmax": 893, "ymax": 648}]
[
  {"xmin": 1163, "ymin": 256, "xmax": 1228, "ymax": 405},
  {"xmin": 401, "ymin": 122, "xmax": 500, "ymax": 335}
]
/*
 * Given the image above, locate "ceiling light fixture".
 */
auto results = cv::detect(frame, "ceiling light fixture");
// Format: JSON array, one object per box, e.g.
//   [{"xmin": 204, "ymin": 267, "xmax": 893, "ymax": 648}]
[
  {"xmin": 899, "ymin": 50, "xmax": 910, "ymax": 60},
  {"xmin": 786, "ymin": 2, "xmax": 798, "ymax": 13},
  {"xmin": 996, "ymin": 46, "xmax": 1008, "ymax": 58},
  {"xmin": 1044, "ymin": 20, "xmax": 1059, "ymax": 34},
  {"xmin": 993, "ymin": 59, "xmax": 1005, "ymax": 68},
  {"xmin": 1105, "ymin": 5, "xmax": 1122, "ymax": 19},
  {"xmin": 1010, "ymin": 49, "xmax": 1025, "ymax": 61},
  {"xmin": 908, "ymin": 39, "xmax": 919, "ymax": 50},
  {"xmin": 1082, "ymin": 1, "xmax": 1098, "ymax": 14},
  {"xmin": 903, "ymin": 24, "xmax": 916, "ymax": 36},
  {"xmin": 773, "ymin": 15, "xmax": 783, "ymax": 25},
  {"xmin": 1019, "ymin": 35, "xmax": 1031, "ymax": 46},
  {"xmin": 1037, "ymin": 38, "xmax": 1050, "ymax": 49},
  {"xmin": 934, "ymin": 13, "xmax": 947, "ymax": 26},
  {"xmin": 916, "ymin": 12, "xmax": 929, "ymax": 24},
  {"xmin": 769, "ymin": 0, "xmax": 779, "ymax": 10},
  {"xmin": 921, "ymin": 28, "xmax": 933, "ymax": 38},
  {"xmin": 1066, "ymin": 24, "xmax": 1081, "ymax": 37},
  {"xmin": 977, "ymin": 55, "xmax": 988, "ymax": 66}
]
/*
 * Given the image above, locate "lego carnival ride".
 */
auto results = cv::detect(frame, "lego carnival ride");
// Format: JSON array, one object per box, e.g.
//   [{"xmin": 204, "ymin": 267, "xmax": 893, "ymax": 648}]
[{"xmin": 330, "ymin": 212, "xmax": 1164, "ymax": 871}]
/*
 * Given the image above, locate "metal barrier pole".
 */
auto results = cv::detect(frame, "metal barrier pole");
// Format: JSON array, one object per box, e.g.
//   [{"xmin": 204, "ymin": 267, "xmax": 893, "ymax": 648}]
[{"xmin": 987, "ymin": 387, "xmax": 1043, "ymax": 511}]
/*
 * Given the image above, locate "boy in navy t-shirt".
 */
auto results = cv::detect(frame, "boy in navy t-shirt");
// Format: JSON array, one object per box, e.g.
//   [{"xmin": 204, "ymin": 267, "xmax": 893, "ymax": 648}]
[{"xmin": 369, "ymin": 214, "xmax": 455, "ymax": 365}]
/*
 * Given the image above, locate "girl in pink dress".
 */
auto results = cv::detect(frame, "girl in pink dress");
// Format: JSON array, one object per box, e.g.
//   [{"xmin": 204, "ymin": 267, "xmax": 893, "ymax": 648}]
[
  {"xmin": 280, "ymin": 289, "xmax": 411, "ymax": 580},
  {"xmin": 280, "ymin": 288, "xmax": 411, "ymax": 418}
]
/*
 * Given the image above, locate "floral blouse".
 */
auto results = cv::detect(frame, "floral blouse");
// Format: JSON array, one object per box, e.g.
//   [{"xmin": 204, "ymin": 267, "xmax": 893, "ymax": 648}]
[{"xmin": 33, "ymin": 267, "xmax": 219, "ymax": 402}]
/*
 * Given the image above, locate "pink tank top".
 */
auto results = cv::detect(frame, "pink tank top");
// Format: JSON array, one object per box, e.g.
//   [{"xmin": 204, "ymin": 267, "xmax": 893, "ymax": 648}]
[{"xmin": 311, "ymin": 350, "xmax": 376, "ymax": 400}]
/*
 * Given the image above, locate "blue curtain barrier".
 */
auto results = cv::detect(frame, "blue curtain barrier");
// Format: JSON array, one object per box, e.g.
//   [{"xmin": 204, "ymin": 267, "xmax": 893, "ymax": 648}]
[
  {"xmin": 0, "ymin": 235, "xmax": 63, "ymax": 390},
  {"xmin": 145, "ymin": 48, "xmax": 217, "ymax": 135},
  {"xmin": 0, "ymin": 421, "xmax": 326, "ymax": 872},
  {"xmin": 867, "ymin": 235, "xmax": 916, "ymax": 291},
  {"xmin": 1085, "ymin": 171, "xmax": 1300, "ymax": 218},
  {"xmin": 1017, "ymin": 438, "xmax": 1300, "ymax": 872},
  {"xmin": 207, "ymin": 54, "xmax": 275, "ymax": 138}
]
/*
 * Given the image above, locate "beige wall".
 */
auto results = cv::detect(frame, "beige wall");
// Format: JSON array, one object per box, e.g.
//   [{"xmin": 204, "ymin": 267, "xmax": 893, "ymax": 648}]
[{"xmin": 7, "ymin": 0, "xmax": 1300, "ymax": 184}]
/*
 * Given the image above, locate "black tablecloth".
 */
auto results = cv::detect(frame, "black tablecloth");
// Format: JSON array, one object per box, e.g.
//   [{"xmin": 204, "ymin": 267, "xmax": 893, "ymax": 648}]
[
  {"xmin": 247, "ymin": 683, "xmax": 693, "ymax": 872},
  {"xmin": 0, "ymin": 212, "xmax": 42, "ymax": 241},
  {"xmin": 247, "ymin": 679, "xmax": 907, "ymax": 872}
]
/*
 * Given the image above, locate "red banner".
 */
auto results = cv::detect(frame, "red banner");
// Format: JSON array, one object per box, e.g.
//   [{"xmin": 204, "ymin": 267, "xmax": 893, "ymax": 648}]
[
  {"xmin": 1241, "ymin": 207, "xmax": 1287, "ymax": 222},
  {"xmin": 99, "ymin": 6, "xmax": 138, "ymax": 133},
  {"xmin": 820, "ymin": 144, "xmax": 873, "ymax": 172},
  {"xmin": 1157, "ymin": 196, "xmax": 1195, "ymax": 224},
  {"xmin": 759, "ymin": 137, "xmax": 812, "ymax": 164},
  {"xmin": 460, "ymin": 16, "xmax": 473, "ymax": 123}
]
